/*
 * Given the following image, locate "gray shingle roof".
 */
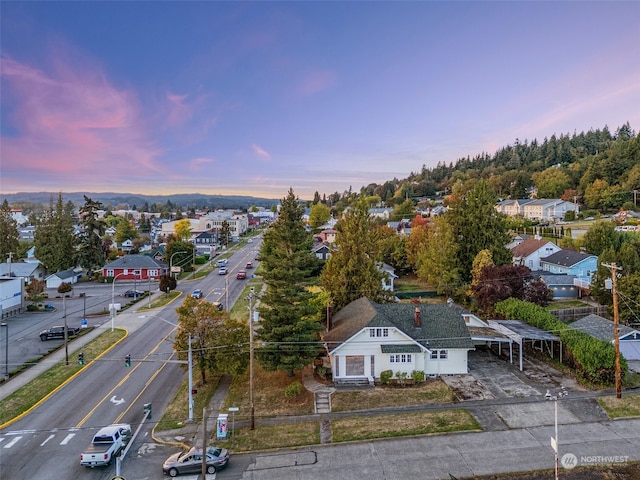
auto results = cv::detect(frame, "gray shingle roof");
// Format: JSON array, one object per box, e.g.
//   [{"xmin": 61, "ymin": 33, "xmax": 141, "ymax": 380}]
[
  {"xmin": 323, "ymin": 297, "xmax": 473, "ymax": 350},
  {"xmin": 104, "ymin": 254, "xmax": 168, "ymax": 270},
  {"xmin": 541, "ymin": 250, "xmax": 595, "ymax": 267},
  {"xmin": 571, "ymin": 314, "xmax": 639, "ymax": 342}
]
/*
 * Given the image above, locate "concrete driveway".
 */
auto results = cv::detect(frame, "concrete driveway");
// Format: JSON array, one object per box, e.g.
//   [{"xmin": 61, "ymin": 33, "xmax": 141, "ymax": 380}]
[{"xmin": 442, "ymin": 347, "xmax": 610, "ymax": 431}]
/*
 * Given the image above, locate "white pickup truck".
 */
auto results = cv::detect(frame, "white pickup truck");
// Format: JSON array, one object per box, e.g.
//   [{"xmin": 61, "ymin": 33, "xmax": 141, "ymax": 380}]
[{"xmin": 80, "ymin": 423, "xmax": 131, "ymax": 467}]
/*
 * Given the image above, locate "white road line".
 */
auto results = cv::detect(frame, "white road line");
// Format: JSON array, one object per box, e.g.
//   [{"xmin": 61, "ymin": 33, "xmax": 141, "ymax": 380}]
[
  {"xmin": 0, "ymin": 438, "xmax": 5, "ymax": 445},
  {"xmin": 4, "ymin": 436, "xmax": 22, "ymax": 448},
  {"xmin": 41, "ymin": 435, "xmax": 55, "ymax": 446},
  {"xmin": 60, "ymin": 433, "xmax": 75, "ymax": 445}
]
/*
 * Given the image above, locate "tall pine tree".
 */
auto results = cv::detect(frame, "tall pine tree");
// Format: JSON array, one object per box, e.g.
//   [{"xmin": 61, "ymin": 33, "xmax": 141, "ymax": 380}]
[
  {"xmin": 321, "ymin": 195, "xmax": 392, "ymax": 310},
  {"xmin": 77, "ymin": 196, "xmax": 106, "ymax": 271},
  {"xmin": 34, "ymin": 193, "xmax": 76, "ymax": 272},
  {"xmin": 0, "ymin": 200, "xmax": 20, "ymax": 262},
  {"xmin": 257, "ymin": 188, "xmax": 323, "ymax": 376}
]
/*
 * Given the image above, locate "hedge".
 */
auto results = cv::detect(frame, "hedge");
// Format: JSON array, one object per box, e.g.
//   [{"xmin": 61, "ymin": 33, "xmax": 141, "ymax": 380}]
[{"xmin": 495, "ymin": 298, "xmax": 627, "ymax": 386}]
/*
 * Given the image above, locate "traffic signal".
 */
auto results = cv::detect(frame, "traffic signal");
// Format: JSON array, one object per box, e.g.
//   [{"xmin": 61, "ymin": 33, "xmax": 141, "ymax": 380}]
[
  {"xmin": 125, "ymin": 354, "xmax": 131, "ymax": 367},
  {"xmin": 78, "ymin": 352, "xmax": 84, "ymax": 365}
]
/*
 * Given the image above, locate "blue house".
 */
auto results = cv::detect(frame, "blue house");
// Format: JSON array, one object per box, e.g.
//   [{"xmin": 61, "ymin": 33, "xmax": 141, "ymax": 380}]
[
  {"xmin": 540, "ymin": 250, "xmax": 598, "ymax": 282},
  {"xmin": 538, "ymin": 250, "xmax": 598, "ymax": 299}
]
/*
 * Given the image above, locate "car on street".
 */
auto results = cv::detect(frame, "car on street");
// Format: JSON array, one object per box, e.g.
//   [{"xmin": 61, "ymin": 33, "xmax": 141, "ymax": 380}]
[
  {"xmin": 191, "ymin": 289, "xmax": 203, "ymax": 299},
  {"xmin": 39, "ymin": 325, "xmax": 80, "ymax": 341},
  {"xmin": 236, "ymin": 270, "xmax": 247, "ymax": 279},
  {"xmin": 123, "ymin": 290, "xmax": 144, "ymax": 298},
  {"xmin": 247, "ymin": 238, "xmax": 253, "ymax": 243},
  {"xmin": 162, "ymin": 446, "xmax": 229, "ymax": 477},
  {"xmin": 245, "ymin": 261, "xmax": 253, "ymax": 269},
  {"xmin": 218, "ymin": 267, "xmax": 228, "ymax": 275}
]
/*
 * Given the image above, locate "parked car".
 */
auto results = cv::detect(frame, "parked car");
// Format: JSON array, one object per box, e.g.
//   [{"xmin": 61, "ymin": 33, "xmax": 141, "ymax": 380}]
[
  {"xmin": 39, "ymin": 325, "xmax": 80, "ymax": 341},
  {"xmin": 245, "ymin": 262, "xmax": 253, "ymax": 269},
  {"xmin": 236, "ymin": 270, "xmax": 247, "ymax": 279},
  {"xmin": 162, "ymin": 446, "xmax": 229, "ymax": 477},
  {"xmin": 192, "ymin": 289, "xmax": 203, "ymax": 299},
  {"xmin": 123, "ymin": 290, "xmax": 144, "ymax": 298},
  {"xmin": 218, "ymin": 267, "xmax": 228, "ymax": 275}
]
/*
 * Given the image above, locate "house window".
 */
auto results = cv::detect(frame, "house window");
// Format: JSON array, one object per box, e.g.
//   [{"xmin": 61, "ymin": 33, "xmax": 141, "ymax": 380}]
[
  {"xmin": 148, "ymin": 269, "xmax": 158, "ymax": 277},
  {"xmin": 370, "ymin": 356, "xmax": 375, "ymax": 376},
  {"xmin": 107, "ymin": 270, "xmax": 115, "ymax": 277},
  {"xmin": 133, "ymin": 269, "xmax": 141, "ymax": 276},
  {"xmin": 369, "ymin": 328, "xmax": 389, "ymax": 337},
  {"xmin": 345, "ymin": 356, "xmax": 364, "ymax": 376},
  {"xmin": 389, "ymin": 354, "xmax": 412, "ymax": 363},
  {"xmin": 430, "ymin": 350, "xmax": 448, "ymax": 359}
]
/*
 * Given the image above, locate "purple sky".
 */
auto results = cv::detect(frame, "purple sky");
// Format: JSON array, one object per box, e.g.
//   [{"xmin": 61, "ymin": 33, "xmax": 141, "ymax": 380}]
[{"xmin": 1, "ymin": 1, "xmax": 639, "ymax": 200}]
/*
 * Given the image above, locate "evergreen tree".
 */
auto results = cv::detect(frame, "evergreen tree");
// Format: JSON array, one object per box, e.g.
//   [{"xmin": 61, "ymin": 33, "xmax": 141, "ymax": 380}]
[
  {"xmin": 321, "ymin": 196, "xmax": 391, "ymax": 310},
  {"xmin": 416, "ymin": 216, "xmax": 461, "ymax": 296},
  {"xmin": 34, "ymin": 193, "xmax": 76, "ymax": 272},
  {"xmin": 76, "ymin": 196, "xmax": 106, "ymax": 271},
  {"xmin": 220, "ymin": 220, "xmax": 231, "ymax": 246},
  {"xmin": 0, "ymin": 200, "xmax": 20, "ymax": 261},
  {"xmin": 446, "ymin": 180, "xmax": 511, "ymax": 282},
  {"xmin": 257, "ymin": 188, "xmax": 323, "ymax": 376}
]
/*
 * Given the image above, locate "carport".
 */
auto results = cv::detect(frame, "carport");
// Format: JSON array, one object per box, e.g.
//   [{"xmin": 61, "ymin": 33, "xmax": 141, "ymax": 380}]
[{"xmin": 487, "ymin": 320, "xmax": 560, "ymax": 371}]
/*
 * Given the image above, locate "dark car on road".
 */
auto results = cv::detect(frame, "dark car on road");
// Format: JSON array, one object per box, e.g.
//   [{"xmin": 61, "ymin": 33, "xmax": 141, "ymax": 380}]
[
  {"xmin": 39, "ymin": 325, "xmax": 80, "ymax": 341},
  {"xmin": 162, "ymin": 446, "xmax": 229, "ymax": 477},
  {"xmin": 123, "ymin": 290, "xmax": 144, "ymax": 298}
]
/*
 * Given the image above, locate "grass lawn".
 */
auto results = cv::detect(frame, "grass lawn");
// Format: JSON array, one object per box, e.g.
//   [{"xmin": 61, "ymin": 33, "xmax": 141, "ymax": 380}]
[
  {"xmin": 597, "ymin": 393, "xmax": 640, "ymax": 418},
  {"xmin": 332, "ymin": 409, "xmax": 480, "ymax": 442},
  {"xmin": 222, "ymin": 364, "xmax": 315, "ymax": 417},
  {"xmin": 157, "ymin": 375, "xmax": 222, "ymax": 430},
  {"xmin": 332, "ymin": 379, "xmax": 456, "ymax": 411},
  {"xmin": 0, "ymin": 329, "xmax": 126, "ymax": 426}
]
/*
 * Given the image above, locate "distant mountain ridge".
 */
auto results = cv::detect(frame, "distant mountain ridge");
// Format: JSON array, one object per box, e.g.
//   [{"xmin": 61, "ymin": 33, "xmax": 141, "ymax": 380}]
[{"xmin": 2, "ymin": 191, "xmax": 280, "ymax": 210}]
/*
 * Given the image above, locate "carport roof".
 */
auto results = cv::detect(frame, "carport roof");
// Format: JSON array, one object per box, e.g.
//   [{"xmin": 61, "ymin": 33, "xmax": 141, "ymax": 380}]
[{"xmin": 489, "ymin": 320, "xmax": 559, "ymax": 341}]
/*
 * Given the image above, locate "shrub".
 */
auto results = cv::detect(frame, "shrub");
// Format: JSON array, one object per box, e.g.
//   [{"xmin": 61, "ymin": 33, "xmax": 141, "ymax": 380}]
[
  {"xmin": 380, "ymin": 369, "xmax": 393, "ymax": 385},
  {"xmin": 396, "ymin": 371, "xmax": 408, "ymax": 385},
  {"xmin": 284, "ymin": 381, "xmax": 303, "ymax": 398},
  {"xmin": 411, "ymin": 370, "xmax": 425, "ymax": 384}
]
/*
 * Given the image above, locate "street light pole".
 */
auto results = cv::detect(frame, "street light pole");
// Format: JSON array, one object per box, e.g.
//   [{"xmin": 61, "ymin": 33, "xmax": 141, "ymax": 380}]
[
  {"xmin": 170, "ymin": 251, "xmax": 187, "ymax": 280},
  {"xmin": 188, "ymin": 333, "xmax": 194, "ymax": 422},
  {"xmin": 248, "ymin": 287, "xmax": 255, "ymax": 430},
  {"xmin": 111, "ymin": 272, "xmax": 126, "ymax": 332},
  {"xmin": 546, "ymin": 386, "xmax": 567, "ymax": 480},
  {"xmin": 139, "ymin": 314, "xmax": 194, "ymax": 422}
]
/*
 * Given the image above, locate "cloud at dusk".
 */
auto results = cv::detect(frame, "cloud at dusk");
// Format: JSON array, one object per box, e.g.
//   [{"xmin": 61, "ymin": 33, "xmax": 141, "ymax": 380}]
[{"xmin": 1, "ymin": 2, "xmax": 638, "ymax": 199}]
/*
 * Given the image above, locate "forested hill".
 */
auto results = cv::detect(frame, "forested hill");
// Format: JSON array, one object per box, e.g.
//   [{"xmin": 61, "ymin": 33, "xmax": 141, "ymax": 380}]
[
  {"xmin": 358, "ymin": 123, "xmax": 639, "ymax": 211},
  {"xmin": 2, "ymin": 192, "xmax": 280, "ymax": 212}
]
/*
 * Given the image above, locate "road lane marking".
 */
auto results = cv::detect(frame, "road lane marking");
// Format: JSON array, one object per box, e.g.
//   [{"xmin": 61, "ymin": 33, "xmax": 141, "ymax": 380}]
[
  {"xmin": 77, "ymin": 330, "xmax": 175, "ymax": 428},
  {"xmin": 60, "ymin": 433, "xmax": 75, "ymax": 444},
  {"xmin": 4, "ymin": 436, "xmax": 22, "ymax": 448},
  {"xmin": 41, "ymin": 434, "xmax": 55, "ymax": 446}
]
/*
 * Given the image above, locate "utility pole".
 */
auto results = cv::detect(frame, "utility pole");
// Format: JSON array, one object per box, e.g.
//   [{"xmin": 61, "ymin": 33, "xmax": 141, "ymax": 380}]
[
  {"xmin": 248, "ymin": 287, "xmax": 255, "ymax": 430},
  {"xmin": 63, "ymin": 294, "xmax": 69, "ymax": 365},
  {"xmin": 603, "ymin": 262, "xmax": 622, "ymax": 398},
  {"xmin": 201, "ymin": 407, "xmax": 207, "ymax": 478}
]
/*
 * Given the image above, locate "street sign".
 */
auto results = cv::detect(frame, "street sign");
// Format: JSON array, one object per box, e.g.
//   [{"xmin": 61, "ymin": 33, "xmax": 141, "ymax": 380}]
[{"xmin": 228, "ymin": 407, "xmax": 239, "ymax": 412}]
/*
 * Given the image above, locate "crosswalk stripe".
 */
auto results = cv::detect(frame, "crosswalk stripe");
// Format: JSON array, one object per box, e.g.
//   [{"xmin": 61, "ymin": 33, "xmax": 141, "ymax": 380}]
[
  {"xmin": 41, "ymin": 435, "xmax": 55, "ymax": 446},
  {"xmin": 4, "ymin": 436, "xmax": 22, "ymax": 448},
  {"xmin": 60, "ymin": 433, "xmax": 75, "ymax": 445}
]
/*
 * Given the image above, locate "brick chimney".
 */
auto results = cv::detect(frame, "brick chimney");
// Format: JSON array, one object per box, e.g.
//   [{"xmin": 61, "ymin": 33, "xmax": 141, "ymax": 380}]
[{"xmin": 414, "ymin": 307, "xmax": 421, "ymax": 327}]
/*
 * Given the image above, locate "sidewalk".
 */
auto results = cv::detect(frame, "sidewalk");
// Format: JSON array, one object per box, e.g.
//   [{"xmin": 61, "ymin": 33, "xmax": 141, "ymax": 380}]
[{"xmin": 0, "ymin": 293, "xmax": 160, "ymax": 401}]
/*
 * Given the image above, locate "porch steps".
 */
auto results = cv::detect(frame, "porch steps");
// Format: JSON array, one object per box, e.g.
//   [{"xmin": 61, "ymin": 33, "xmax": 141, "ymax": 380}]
[{"xmin": 315, "ymin": 392, "xmax": 331, "ymax": 414}]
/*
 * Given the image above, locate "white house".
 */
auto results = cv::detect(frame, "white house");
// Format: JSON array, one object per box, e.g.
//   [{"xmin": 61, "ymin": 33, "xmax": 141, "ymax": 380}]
[
  {"xmin": 45, "ymin": 268, "xmax": 81, "ymax": 289},
  {"xmin": 511, "ymin": 237, "xmax": 562, "ymax": 271},
  {"xmin": 322, "ymin": 298, "xmax": 474, "ymax": 384}
]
